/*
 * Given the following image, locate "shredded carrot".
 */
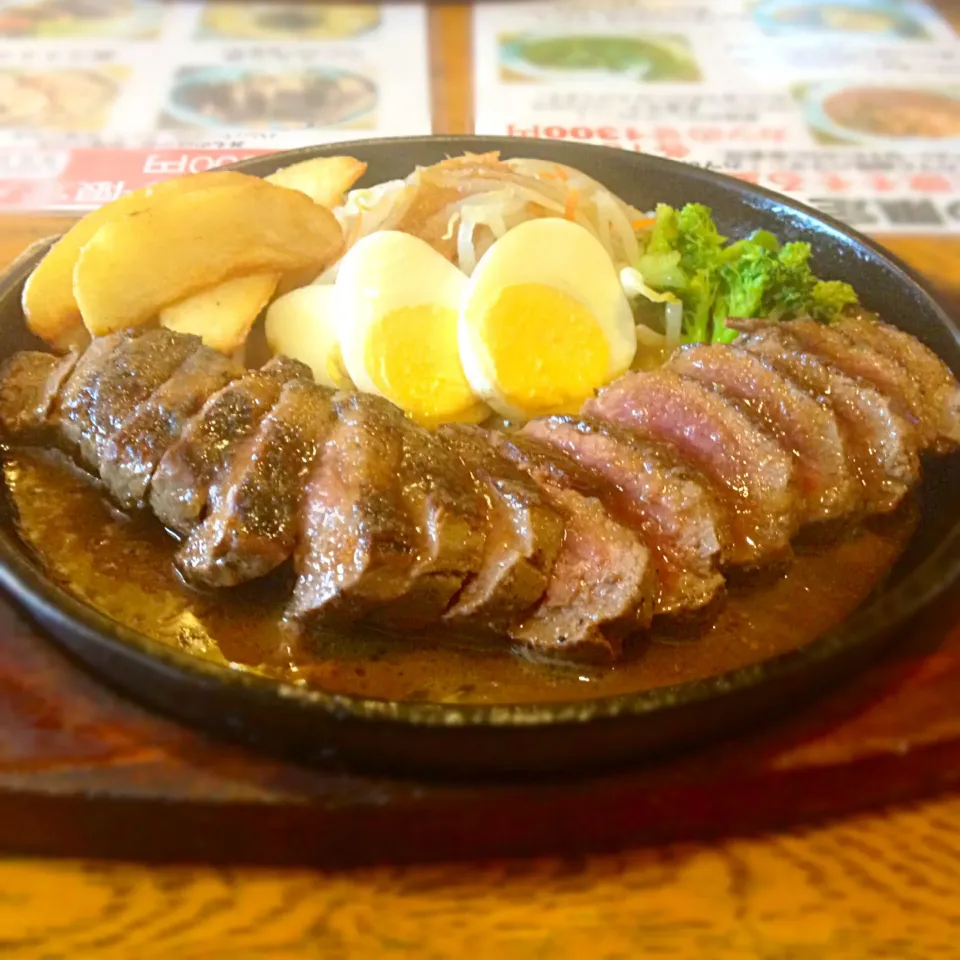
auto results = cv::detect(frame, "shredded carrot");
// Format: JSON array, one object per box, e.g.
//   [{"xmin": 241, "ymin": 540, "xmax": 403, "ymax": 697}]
[
  {"xmin": 564, "ymin": 187, "xmax": 580, "ymax": 221},
  {"xmin": 632, "ymin": 216, "xmax": 656, "ymax": 230},
  {"xmin": 553, "ymin": 164, "xmax": 569, "ymax": 181}
]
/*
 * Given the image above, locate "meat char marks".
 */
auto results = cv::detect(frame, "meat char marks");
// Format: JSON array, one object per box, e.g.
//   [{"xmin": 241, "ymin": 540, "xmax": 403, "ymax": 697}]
[
  {"xmin": 288, "ymin": 392, "xmax": 424, "ymax": 627},
  {"xmin": 491, "ymin": 431, "xmax": 657, "ymax": 662},
  {"xmin": 584, "ymin": 370, "xmax": 798, "ymax": 568},
  {"xmin": 731, "ymin": 317, "xmax": 959, "ymax": 452},
  {"xmin": 1, "ymin": 309, "xmax": 958, "ymax": 666},
  {"xmin": 437, "ymin": 424, "xmax": 564, "ymax": 627},
  {"xmin": 150, "ymin": 355, "xmax": 310, "ymax": 534},
  {"xmin": 835, "ymin": 316, "xmax": 960, "ymax": 452},
  {"xmin": 178, "ymin": 378, "xmax": 338, "ymax": 587},
  {"xmin": 732, "ymin": 323, "xmax": 921, "ymax": 514},
  {"xmin": 291, "ymin": 392, "xmax": 490, "ymax": 631},
  {"xmin": 69, "ymin": 328, "xmax": 202, "ymax": 472},
  {"xmin": 521, "ymin": 416, "xmax": 724, "ymax": 616},
  {"xmin": 0, "ymin": 349, "xmax": 78, "ymax": 438},
  {"xmin": 667, "ymin": 343, "xmax": 858, "ymax": 524},
  {"xmin": 289, "ymin": 395, "xmax": 493, "ymax": 638},
  {"xmin": 101, "ymin": 346, "xmax": 242, "ymax": 509},
  {"xmin": 58, "ymin": 329, "xmax": 140, "ymax": 453}
]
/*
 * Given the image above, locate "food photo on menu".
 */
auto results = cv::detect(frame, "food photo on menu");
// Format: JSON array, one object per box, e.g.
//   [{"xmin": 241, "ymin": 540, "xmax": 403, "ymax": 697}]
[{"xmin": 0, "ymin": 0, "xmax": 957, "ymax": 956}]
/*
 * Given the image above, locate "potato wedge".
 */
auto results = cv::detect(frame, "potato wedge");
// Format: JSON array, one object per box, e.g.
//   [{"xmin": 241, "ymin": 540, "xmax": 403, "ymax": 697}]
[
  {"xmin": 160, "ymin": 272, "xmax": 280, "ymax": 354},
  {"xmin": 265, "ymin": 284, "xmax": 350, "ymax": 388},
  {"xmin": 265, "ymin": 156, "xmax": 366, "ymax": 209},
  {"xmin": 74, "ymin": 179, "xmax": 343, "ymax": 337},
  {"xmin": 23, "ymin": 170, "xmax": 255, "ymax": 351},
  {"xmin": 274, "ymin": 262, "xmax": 327, "ymax": 297}
]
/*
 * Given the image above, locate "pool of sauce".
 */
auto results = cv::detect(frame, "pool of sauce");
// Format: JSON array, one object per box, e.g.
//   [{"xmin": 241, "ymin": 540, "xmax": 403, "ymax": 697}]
[{"xmin": 3, "ymin": 447, "xmax": 916, "ymax": 705}]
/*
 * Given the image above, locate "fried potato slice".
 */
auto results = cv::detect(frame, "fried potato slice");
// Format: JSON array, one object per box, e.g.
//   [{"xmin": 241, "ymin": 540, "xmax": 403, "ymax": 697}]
[
  {"xmin": 265, "ymin": 156, "xmax": 367, "ymax": 209},
  {"xmin": 74, "ymin": 179, "xmax": 343, "ymax": 337},
  {"xmin": 160, "ymin": 272, "xmax": 280, "ymax": 354},
  {"xmin": 22, "ymin": 170, "xmax": 255, "ymax": 351},
  {"xmin": 265, "ymin": 284, "xmax": 351, "ymax": 388}
]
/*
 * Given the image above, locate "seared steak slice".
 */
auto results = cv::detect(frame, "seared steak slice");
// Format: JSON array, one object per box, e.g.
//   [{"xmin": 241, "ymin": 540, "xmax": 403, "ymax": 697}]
[
  {"xmin": 151, "ymin": 355, "xmax": 310, "ymax": 534},
  {"xmin": 59, "ymin": 330, "xmax": 140, "ymax": 452},
  {"xmin": 756, "ymin": 318, "xmax": 934, "ymax": 447},
  {"xmin": 100, "ymin": 347, "xmax": 243, "ymax": 509},
  {"xmin": 77, "ymin": 328, "xmax": 201, "ymax": 472},
  {"xmin": 178, "ymin": 379, "xmax": 337, "ymax": 587},
  {"xmin": 737, "ymin": 326, "xmax": 921, "ymax": 513},
  {"xmin": 287, "ymin": 393, "xmax": 423, "ymax": 629},
  {"xmin": 437, "ymin": 424, "xmax": 564, "ymax": 627},
  {"xmin": 375, "ymin": 414, "xmax": 489, "ymax": 628},
  {"xmin": 523, "ymin": 416, "xmax": 724, "ymax": 616},
  {"xmin": 837, "ymin": 315, "xmax": 960, "ymax": 452},
  {"xmin": 668, "ymin": 343, "xmax": 857, "ymax": 524},
  {"xmin": 293, "ymin": 397, "xmax": 491, "ymax": 629},
  {"xmin": 584, "ymin": 370, "xmax": 797, "ymax": 568},
  {"xmin": 492, "ymin": 433, "xmax": 656, "ymax": 663},
  {"xmin": 0, "ymin": 350, "xmax": 77, "ymax": 439},
  {"xmin": 511, "ymin": 487, "xmax": 654, "ymax": 664}
]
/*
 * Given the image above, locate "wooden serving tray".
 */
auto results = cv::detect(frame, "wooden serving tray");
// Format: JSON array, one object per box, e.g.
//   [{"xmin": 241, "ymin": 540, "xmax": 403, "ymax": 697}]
[{"xmin": 2, "ymin": 580, "xmax": 959, "ymax": 866}]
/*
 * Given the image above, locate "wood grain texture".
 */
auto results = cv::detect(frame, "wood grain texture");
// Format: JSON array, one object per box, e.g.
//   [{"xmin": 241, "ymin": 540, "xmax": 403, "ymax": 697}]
[
  {"xmin": 2, "ymin": 795, "xmax": 960, "ymax": 959},
  {"xmin": 2, "ymin": 3, "xmax": 960, "ymax": 956}
]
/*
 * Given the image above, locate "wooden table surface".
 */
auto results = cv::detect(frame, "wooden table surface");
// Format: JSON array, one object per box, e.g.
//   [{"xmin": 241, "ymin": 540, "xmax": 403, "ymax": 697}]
[{"xmin": 2, "ymin": 5, "xmax": 960, "ymax": 957}]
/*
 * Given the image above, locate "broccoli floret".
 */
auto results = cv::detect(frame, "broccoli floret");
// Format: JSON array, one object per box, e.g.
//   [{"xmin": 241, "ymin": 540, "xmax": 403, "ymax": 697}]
[{"xmin": 634, "ymin": 205, "xmax": 859, "ymax": 342}]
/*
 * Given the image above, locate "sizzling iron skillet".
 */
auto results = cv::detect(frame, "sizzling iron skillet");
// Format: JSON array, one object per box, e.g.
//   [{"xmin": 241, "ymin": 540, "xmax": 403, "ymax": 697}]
[{"xmin": 0, "ymin": 136, "xmax": 958, "ymax": 777}]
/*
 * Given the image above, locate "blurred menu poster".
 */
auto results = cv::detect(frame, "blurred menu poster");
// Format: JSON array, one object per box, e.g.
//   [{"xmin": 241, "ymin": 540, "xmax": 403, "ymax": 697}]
[
  {"xmin": 0, "ymin": 1, "xmax": 431, "ymax": 211},
  {"xmin": 474, "ymin": 0, "xmax": 960, "ymax": 234}
]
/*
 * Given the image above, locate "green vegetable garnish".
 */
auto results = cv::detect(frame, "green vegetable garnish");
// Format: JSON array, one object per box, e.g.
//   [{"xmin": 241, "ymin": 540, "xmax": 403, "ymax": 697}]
[{"xmin": 635, "ymin": 203, "xmax": 858, "ymax": 344}]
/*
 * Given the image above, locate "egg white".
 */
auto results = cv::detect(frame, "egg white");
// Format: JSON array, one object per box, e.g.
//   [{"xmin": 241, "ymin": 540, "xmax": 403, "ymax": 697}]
[
  {"xmin": 459, "ymin": 218, "xmax": 636, "ymax": 419},
  {"xmin": 335, "ymin": 231, "xmax": 481, "ymax": 422}
]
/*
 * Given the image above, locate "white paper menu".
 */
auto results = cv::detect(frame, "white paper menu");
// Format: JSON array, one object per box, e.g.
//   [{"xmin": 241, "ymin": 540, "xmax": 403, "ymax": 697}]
[
  {"xmin": 0, "ymin": 0, "xmax": 431, "ymax": 210},
  {"xmin": 474, "ymin": 0, "xmax": 960, "ymax": 234}
]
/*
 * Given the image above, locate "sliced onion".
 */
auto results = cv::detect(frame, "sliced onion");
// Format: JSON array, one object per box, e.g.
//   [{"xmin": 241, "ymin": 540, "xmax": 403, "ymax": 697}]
[
  {"xmin": 620, "ymin": 266, "xmax": 676, "ymax": 304},
  {"xmin": 457, "ymin": 217, "xmax": 477, "ymax": 276},
  {"xmin": 596, "ymin": 190, "xmax": 640, "ymax": 267},
  {"xmin": 334, "ymin": 156, "xmax": 650, "ymax": 278},
  {"xmin": 335, "ymin": 179, "xmax": 413, "ymax": 250},
  {"xmin": 635, "ymin": 324, "xmax": 667, "ymax": 347},
  {"xmin": 509, "ymin": 158, "xmax": 643, "ymax": 265},
  {"xmin": 664, "ymin": 301, "xmax": 684, "ymax": 348}
]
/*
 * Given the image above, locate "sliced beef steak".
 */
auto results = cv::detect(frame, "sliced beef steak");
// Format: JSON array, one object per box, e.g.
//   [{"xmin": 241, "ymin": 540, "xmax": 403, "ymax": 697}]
[
  {"xmin": 837, "ymin": 315, "xmax": 960, "ymax": 452},
  {"xmin": 523, "ymin": 416, "xmax": 724, "ymax": 616},
  {"xmin": 59, "ymin": 330, "xmax": 141, "ymax": 452},
  {"xmin": 76, "ymin": 328, "xmax": 201, "ymax": 472},
  {"xmin": 761, "ymin": 318, "xmax": 934, "ymax": 447},
  {"xmin": 292, "ymin": 397, "xmax": 491, "ymax": 630},
  {"xmin": 178, "ymin": 379, "xmax": 337, "ymax": 588},
  {"xmin": 287, "ymin": 393, "xmax": 424, "ymax": 630},
  {"xmin": 584, "ymin": 370, "xmax": 797, "ymax": 568},
  {"xmin": 151, "ymin": 355, "xmax": 310, "ymax": 534},
  {"xmin": 437, "ymin": 424, "xmax": 564, "ymax": 627},
  {"xmin": 372, "ymin": 414, "xmax": 489, "ymax": 628},
  {"xmin": 0, "ymin": 350, "xmax": 77, "ymax": 439},
  {"xmin": 736, "ymin": 326, "xmax": 921, "ymax": 514},
  {"xmin": 668, "ymin": 343, "xmax": 857, "ymax": 524},
  {"xmin": 100, "ymin": 347, "xmax": 242, "ymax": 509},
  {"xmin": 492, "ymin": 432, "xmax": 657, "ymax": 662}
]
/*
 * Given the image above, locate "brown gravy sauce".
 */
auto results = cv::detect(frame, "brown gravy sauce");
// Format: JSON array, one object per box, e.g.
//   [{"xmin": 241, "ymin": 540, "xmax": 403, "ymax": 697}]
[{"xmin": 4, "ymin": 447, "xmax": 916, "ymax": 705}]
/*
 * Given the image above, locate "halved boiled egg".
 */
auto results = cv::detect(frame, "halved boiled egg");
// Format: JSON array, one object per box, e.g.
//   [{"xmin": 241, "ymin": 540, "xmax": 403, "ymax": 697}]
[
  {"xmin": 459, "ymin": 218, "xmax": 636, "ymax": 420},
  {"xmin": 265, "ymin": 284, "xmax": 349, "ymax": 389},
  {"xmin": 336, "ymin": 230, "xmax": 488, "ymax": 425}
]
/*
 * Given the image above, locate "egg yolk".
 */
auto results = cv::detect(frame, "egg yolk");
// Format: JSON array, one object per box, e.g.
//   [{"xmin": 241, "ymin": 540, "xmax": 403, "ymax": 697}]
[
  {"xmin": 366, "ymin": 304, "xmax": 479, "ymax": 423},
  {"xmin": 475, "ymin": 283, "xmax": 610, "ymax": 413}
]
